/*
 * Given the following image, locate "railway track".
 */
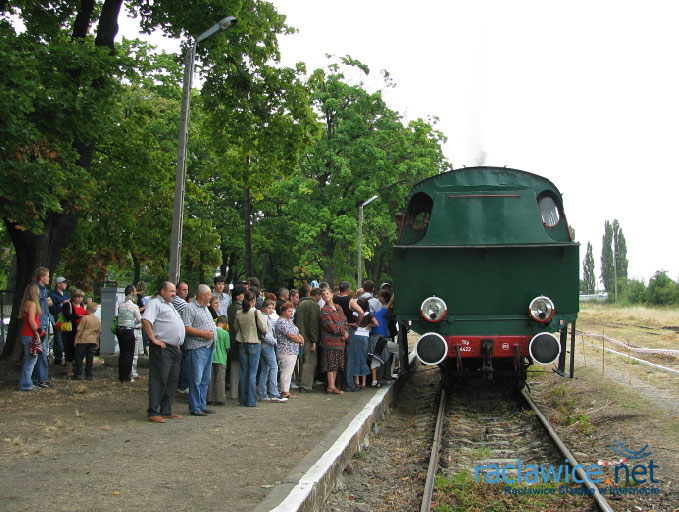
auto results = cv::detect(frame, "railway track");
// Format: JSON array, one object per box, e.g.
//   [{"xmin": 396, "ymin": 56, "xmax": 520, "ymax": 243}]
[{"xmin": 421, "ymin": 381, "xmax": 615, "ymax": 512}]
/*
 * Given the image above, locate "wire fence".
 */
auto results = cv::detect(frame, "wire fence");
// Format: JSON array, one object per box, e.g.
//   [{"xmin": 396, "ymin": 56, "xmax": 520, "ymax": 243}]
[{"xmin": 576, "ymin": 329, "xmax": 679, "ymax": 382}]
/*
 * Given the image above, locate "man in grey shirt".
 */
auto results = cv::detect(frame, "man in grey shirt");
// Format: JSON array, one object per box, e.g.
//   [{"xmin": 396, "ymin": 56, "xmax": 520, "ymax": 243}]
[
  {"xmin": 182, "ymin": 284, "xmax": 218, "ymax": 416},
  {"xmin": 142, "ymin": 281, "xmax": 186, "ymax": 423}
]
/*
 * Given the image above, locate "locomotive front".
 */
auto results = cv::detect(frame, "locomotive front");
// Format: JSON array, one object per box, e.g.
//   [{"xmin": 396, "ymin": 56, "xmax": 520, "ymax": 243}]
[{"xmin": 392, "ymin": 166, "xmax": 579, "ymax": 386}]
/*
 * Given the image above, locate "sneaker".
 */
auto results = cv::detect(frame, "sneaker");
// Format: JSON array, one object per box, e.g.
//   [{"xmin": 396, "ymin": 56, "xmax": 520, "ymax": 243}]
[
  {"xmin": 259, "ymin": 397, "xmax": 272, "ymax": 401},
  {"xmin": 371, "ymin": 381, "xmax": 381, "ymax": 388},
  {"xmin": 37, "ymin": 382, "xmax": 51, "ymax": 388},
  {"xmin": 177, "ymin": 387, "xmax": 189, "ymax": 394},
  {"xmin": 269, "ymin": 397, "xmax": 288, "ymax": 402},
  {"xmin": 290, "ymin": 382, "xmax": 299, "ymax": 389}
]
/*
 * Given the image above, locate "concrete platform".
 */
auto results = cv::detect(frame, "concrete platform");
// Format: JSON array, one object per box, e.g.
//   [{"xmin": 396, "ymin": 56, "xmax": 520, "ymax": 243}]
[
  {"xmin": 0, "ymin": 358, "xmax": 399, "ymax": 512},
  {"xmin": 254, "ymin": 383, "xmax": 395, "ymax": 512}
]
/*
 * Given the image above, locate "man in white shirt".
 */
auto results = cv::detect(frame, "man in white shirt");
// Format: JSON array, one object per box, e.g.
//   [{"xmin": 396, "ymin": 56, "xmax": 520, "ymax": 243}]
[{"xmin": 142, "ymin": 281, "xmax": 186, "ymax": 423}]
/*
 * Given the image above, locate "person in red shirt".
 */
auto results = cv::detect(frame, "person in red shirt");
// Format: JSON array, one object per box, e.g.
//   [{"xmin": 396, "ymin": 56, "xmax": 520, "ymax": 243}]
[{"xmin": 18, "ymin": 283, "xmax": 46, "ymax": 391}]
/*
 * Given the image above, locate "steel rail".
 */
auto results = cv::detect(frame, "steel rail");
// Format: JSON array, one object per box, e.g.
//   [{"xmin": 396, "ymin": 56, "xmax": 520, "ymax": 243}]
[
  {"xmin": 420, "ymin": 386, "xmax": 447, "ymax": 512},
  {"xmin": 520, "ymin": 389, "xmax": 615, "ymax": 512}
]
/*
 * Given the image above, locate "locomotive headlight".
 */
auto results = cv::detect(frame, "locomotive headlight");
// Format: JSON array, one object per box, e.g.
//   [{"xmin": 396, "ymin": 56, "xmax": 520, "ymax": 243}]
[
  {"xmin": 529, "ymin": 296, "xmax": 555, "ymax": 322},
  {"xmin": 420, "ymin": 296, "xmax": 448, "ymax": 323}
]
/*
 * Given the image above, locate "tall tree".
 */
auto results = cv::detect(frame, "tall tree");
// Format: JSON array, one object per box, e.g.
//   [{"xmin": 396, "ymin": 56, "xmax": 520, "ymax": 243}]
[
  {"xmin": 582, "ymin": 241, "xmax": 596, "ymax": 294},
  {"xmin": 276, "ymin": 58, "xmax": 450, "ymax": 285},
  {"xmin": 202, "ymin": 62, "xmax": 317, "ymax": 277},
  {"xmin": 600, "ymin": 221, "xmax": 614, "ymax": 293},
  {"xmin": 613, "ymin": 219, "xmax": 628, "ymax": 280},
  {"xmin": 0, "ymin": 0, "xmax": 294, "ymax": 359},
  {"xmin": 600, "ymin": 219, "xmax": 629, "ymax": 300}
]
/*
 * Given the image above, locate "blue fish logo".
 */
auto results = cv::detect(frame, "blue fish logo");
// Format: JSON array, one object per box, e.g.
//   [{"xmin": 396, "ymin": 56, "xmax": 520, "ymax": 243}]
[{"xmin": 609, "ymin": 441, "xmax": 652, "ymax": 460}]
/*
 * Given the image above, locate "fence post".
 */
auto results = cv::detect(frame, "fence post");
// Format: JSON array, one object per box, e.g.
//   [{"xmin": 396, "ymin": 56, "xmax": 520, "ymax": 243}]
[
  {"xmin": 581, "ymin": 333, "xmax": 587, "ymax": 368},
  {"xmin": 601, "ymin": 329, "xmax": 605, "ymax": 377},
  {"xmin": 628, "ymin": 342, "xmax": 632, "ymax": 387}
]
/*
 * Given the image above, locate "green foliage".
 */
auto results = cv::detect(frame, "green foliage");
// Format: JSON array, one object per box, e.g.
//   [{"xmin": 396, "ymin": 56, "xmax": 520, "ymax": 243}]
[
  {"xmin": 600, "ymin": 219, "xmax": 628, "ymax": 298},
  {"xmin": 625, "ymin": 278, "xmax": 647, "ymax": 304},
  {"xmin": 582, "ymin": 241, "xmax": 596, "ymax": 294},
  {"xmin": 613, "ymin": 219, "xmax": 628, "ymax": 279},
  {"xmin": 600, "ymin": 221, "xmax": 614, "ymax": 292},
  {"xmin": 646, "ymin": 271, "xmax": 679, "ymax": 305},
  {"xmin": 0, "ymin": 20, "xmax": 121, "ymax": 233},
  {"xmin": 1, "ymin": 2, "xmax": 450, "ymax": 304},
  {"xmin": 276, "ymin": 58, "xmax": 450, "ymax": 285}
]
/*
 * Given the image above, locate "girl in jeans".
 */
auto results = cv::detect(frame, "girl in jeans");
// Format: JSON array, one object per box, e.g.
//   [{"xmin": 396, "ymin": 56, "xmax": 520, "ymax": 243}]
[
  {"xmin": 257, "ymin": 300, "xmax": 287, "ymax": 402},
  {"xmin": 17, "ymin": 283, "xmax": 45, "ymax": 391},
  {"xmin": 234, "ymin": 291, "xmax": 267, "ymax": 407}
]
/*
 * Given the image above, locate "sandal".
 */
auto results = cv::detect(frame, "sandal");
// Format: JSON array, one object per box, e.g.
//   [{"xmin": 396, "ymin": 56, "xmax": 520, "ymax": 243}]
[
  {"xmin": 326, "ymin": 388, "xmax": 344, "ymax": 395},
  {"xmin": 282, "ymin": 392, "xmax": 297, "ymax": 399}
]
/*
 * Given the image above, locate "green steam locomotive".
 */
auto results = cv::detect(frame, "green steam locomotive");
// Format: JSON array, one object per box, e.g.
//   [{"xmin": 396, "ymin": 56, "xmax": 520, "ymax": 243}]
[{"xmin": 392, "ymin": 166, "xmax": 579, "ymax": 387}]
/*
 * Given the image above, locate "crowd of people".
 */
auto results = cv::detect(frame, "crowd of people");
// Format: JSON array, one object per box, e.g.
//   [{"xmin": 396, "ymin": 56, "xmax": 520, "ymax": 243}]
[{"xmin": 16, "ymin": 269, "xmax": 400, "ymax": 425}]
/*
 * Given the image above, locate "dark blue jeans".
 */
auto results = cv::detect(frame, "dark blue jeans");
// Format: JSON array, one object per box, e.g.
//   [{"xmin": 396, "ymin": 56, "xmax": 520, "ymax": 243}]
[
  {"xmin": 239, "ymin": 343, "xmax": 261, "ymax": 407},
  {"xmin": 186, "ymin": 345, "xmax": 214, "ymax": 413},
  {"xmin": 52, "ymin": 325, "xmax": 64, "ymax": 363},
  {"xmin": 31, "ymin": 331, "xmax": 49, "ymax": 384},
  {"xmin": 344, "ymin": 330, "xmax": 357, "ymax": 390}
]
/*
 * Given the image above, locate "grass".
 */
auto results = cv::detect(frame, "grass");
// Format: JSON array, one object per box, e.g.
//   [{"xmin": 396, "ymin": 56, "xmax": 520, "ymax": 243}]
[
  {"xmin": 579, "ymin": 302, "xmax": 679, "ymax": 328},
  {"xmin": 474, "ymin": 446, "xmax": 493, "ymax": 459},
  {"xmin": 432, "ymin": 471, "xmax": 592, "ymax": 511},
  {"xmin": 578, "ymin": 303, "xmax": 679, "ymax": 352},
  {"xmin": 545, "ymin": 384, "xmax": 596, "ymax": 435}
]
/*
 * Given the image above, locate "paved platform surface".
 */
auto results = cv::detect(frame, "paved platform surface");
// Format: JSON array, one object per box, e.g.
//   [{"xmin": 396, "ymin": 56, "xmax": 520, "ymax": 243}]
[{"xmin": 0, "ymin": 361, "xmax": 395, "ymax": 512}]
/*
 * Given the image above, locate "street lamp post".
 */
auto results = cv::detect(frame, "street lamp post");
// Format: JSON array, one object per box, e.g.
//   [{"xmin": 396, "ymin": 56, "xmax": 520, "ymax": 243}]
[
  {"xmin": 169, "ymin": 16, "xmax": 237, "ymax": 284},
  {"xmin": 357, "ymin": 195, "xmax": 379, "ymax": 286}
]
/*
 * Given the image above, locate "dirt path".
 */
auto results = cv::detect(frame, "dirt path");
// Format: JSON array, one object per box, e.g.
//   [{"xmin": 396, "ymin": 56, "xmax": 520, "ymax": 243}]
[{"xmin": 528, "ymin": 343, "xmax": 679, "ymax": 511}]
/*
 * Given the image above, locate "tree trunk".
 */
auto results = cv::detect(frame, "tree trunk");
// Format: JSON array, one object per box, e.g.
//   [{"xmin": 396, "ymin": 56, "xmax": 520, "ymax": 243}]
[
  {"xmin": 225, "ymin": 251, "xmax": 238, "ymax": 284},
  {"xmin": 244, "ymin": 182, "xmax": 253, "ymax": 278},
  {"xmin": 131, "ymin": 252, "xmax": 141, "ymax": 285},
  {"xmin": 72, "ymin": 0, "xmax": 96, "ymax": 40},
  {"xmin": 94, "ymin": 0, "xmax": 123, "ymax": 50},
  {"xmin": 1, "ymin": 212, "xmax": 78, "ymax": 360},
  {"xmin": 0, "ymin": 1, "xmax": 122, "ymax": 361},
  {"xmin": 198, "ymin": 251, "xmax": 206, "ymax": 284},
  {"xmin": 243, "ymin": 153, "xmax": 254, "ymax": 279}
]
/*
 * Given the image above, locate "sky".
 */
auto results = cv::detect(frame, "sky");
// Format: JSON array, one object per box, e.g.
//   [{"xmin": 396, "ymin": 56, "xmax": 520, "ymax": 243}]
[{"xmin": 118, "ymin": 1, "xmax": 679, "ymax": 284}]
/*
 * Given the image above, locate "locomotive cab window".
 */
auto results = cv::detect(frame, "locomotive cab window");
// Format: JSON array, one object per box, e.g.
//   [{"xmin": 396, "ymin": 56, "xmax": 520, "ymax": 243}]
[
  {"xmin": 408, "ymin": 192, "xmax": 433, "ymax": 230},
  {"xmin": 537, "ymin": 194, "xmax": 561, "ymax": 228}
]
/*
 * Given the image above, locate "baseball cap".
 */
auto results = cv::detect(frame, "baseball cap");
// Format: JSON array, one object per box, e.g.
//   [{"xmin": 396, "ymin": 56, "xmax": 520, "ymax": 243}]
[
  {"xmin": 339, "ymin": 281, "xmax": 351, "ymax": 292},
  {"xmin": 55, "ymin": 277, "xmax": 67, "ymax": 284}
]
